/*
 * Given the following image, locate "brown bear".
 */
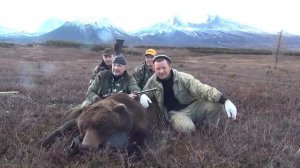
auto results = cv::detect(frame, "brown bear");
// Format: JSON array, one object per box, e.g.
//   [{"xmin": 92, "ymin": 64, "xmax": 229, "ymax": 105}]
[
  {"xmin": 76, "ymin": 93, "xmax": 150, "ymax": 152},
  {"xmin": 40, "ymin": 92, "xmax": 160, "ymax": 156}
]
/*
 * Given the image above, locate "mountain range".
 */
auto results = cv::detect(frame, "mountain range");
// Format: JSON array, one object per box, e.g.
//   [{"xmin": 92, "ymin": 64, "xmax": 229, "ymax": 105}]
[{"xmin": 1, "ymin": 16, "xmax": 300, "ymax": 50}]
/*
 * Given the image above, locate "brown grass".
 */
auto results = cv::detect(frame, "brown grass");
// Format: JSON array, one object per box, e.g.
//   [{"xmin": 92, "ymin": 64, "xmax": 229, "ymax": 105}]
[{"xmin": 0, "ymin": 45, "xmax": 299, "ymax": 168}]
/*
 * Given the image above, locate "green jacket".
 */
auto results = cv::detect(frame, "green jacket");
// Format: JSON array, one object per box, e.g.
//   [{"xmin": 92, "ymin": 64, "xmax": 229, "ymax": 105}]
[
  {"xmin": 133, "ymin": 62, "xmax": 154, "ymax": 89},
  {"xmin": 143, "ymin": 69, "xmax": 222, "ymax": 119},
  {"xmin": 86, "ymin": 70, "xmax": 140, "ymax": 103}
]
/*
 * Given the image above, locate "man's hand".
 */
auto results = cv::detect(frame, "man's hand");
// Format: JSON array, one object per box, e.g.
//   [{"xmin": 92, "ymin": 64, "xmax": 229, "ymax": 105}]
[
  {"xmin": 140, "ymin": 94, "xmax": 152, "ymax": 108},
  {"xmin": 224, "ymin": 100, "xmax": 237, "ymax": 120},
  {"xmin": 128, "ymin": 93, "xmax": 138, "ymax": 99}
]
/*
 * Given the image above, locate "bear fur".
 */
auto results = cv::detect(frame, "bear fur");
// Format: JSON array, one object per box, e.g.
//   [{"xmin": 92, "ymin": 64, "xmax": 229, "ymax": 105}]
[
  {"xmin": 40, "ymin": 93, "xmax": 160, "ymax": 154},
  {"xmin": 77, "ymin": 93, "xmax": 149, "ymax": 150}
]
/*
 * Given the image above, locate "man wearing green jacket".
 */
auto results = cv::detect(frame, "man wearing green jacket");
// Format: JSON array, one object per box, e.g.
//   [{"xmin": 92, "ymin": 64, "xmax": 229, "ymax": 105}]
[
  {"xmin": 81, "ymin": 55, "xmax": 140, "ymax": 107},
  {"xmin": 140, "ymin": 55, "xmax": 237, "ymax": 133},
  {"xmin": 133, "ymin": 48, "xmax": 157, "ymax": 89}
]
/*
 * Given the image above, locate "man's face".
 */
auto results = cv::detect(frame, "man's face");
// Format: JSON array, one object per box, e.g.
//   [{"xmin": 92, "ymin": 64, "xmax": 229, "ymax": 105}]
[
  {"xmin": 145, "ymin": 55, "xmax": 154, "ymax": 69},
  {"xmin": 112, "ymin": 63, "xmax": 126, "ymax": 76},
  {"xmin": 154, "ymin": 60, "xmax": 171, "ymax": 80},
  {"xmin": 102, "ymin": 54, "xmax": 114, "ymax": 66}
]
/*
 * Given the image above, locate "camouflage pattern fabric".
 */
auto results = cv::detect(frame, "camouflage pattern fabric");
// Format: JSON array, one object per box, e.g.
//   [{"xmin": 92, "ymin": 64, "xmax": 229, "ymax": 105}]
[
  {"xmin": 89, "ymin": 61, "xmax": 111, "ymax": 85},
  {"xmin": 133, "ymin": 62, "xmax": 154, "ymax": 89},
  {"xmin": 86, "ymin": 70, "xmax": 140, "ymax": 104}
]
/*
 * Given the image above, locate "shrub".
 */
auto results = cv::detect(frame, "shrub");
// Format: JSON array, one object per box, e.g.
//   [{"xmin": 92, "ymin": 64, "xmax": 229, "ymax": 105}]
[{"xmin": 44, "ymin": 40, "xmax": 82, "ymax": 48}]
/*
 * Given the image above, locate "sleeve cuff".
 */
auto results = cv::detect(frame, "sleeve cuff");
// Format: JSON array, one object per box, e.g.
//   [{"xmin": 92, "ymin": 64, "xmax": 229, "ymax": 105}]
[
  {"xmin": 92, "ymin": 95, "xmax": 100, "ymax": 102},
  {"xmin": 218, "ymin": 95, "xmax": 227, "ymax": 105}
]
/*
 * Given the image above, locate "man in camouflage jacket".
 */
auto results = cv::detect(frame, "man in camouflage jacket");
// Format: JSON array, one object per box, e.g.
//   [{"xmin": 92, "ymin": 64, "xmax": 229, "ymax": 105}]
[
  {"xmin": 81, "ymin": 55, "xmax": 140, "ymax": 107},
  {"xmin": 139, "ymin": 55, "xmax": 237, "ymax": 133},
  {"xmin": 133, "ymin": 48, "xmax": 157, "ymax": 89},
  {"xmin": 89, "ymin": 47, "xmax": 115, "ymax": 85}
]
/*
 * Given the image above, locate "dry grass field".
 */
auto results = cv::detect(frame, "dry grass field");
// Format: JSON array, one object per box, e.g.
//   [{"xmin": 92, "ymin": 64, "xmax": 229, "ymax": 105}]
[{"xmin": 0, "ymin": 44, "xmax": 299, "ymax": 167}]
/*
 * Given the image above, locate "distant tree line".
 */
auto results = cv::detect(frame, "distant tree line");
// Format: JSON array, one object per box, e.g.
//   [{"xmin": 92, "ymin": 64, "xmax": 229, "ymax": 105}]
[{"xmin": 0, "ymin": 40, "xmax": 299, "ymax": 56}]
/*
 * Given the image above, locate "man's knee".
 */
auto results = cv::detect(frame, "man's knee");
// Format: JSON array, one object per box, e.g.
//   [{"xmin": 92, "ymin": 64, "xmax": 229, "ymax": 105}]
[
  {"xmin": 169, "ymin": 114, "xmax": 195, "ymax": 133},
  {"xmin": 191, "ymin": 100, "xmax": 222, "ymax": 127}
]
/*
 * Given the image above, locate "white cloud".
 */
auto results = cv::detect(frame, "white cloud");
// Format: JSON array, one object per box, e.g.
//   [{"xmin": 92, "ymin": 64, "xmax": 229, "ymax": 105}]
[{"xmin": 0, "ymin": 0, "xmax": 299, "ymax": 34}]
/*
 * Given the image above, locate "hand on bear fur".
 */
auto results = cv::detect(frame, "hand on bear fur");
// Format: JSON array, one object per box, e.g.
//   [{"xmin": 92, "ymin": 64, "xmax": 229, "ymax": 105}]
[{"xmin": 128, "ymin": 93, "xmax": 138, "ymax": 99}]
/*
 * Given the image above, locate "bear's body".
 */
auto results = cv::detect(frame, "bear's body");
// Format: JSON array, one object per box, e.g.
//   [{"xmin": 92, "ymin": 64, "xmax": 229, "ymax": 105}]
[
  {"xmin": 40, "ymin": 93, "xmax": 159, "ymax": 156},
  {"xmin": 77, "ymin": 93, "xmax": 149, "ymax": 150}
]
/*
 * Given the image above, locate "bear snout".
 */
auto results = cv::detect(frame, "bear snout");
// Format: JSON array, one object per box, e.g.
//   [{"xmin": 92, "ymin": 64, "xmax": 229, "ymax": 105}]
[{"xmin": 82, "ymin": 128, "xmax": 102, "ymax": 149}]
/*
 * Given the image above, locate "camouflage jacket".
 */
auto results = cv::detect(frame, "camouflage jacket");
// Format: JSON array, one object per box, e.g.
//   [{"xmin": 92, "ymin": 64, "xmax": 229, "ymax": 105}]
[
  {"xmin": 89, "ymin": 61, "xmax": 111, "ymax": 85},
  {"xmin": 86, "ymin": 70, "xmax": 140, "ymax": 103},
  {"xmin": 133, "ymin": 62, "xmax": 154, "ymax": 89},
  {"xmin": 143, "ymin": 69, "xmax": 222, "ymax": 119}
]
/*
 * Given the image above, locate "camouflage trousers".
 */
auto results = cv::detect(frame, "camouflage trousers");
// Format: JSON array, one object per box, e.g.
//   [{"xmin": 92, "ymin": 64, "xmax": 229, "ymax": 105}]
[{"xmin": 168, "ymin": 99, "xmax": 223, "ymax": 133}]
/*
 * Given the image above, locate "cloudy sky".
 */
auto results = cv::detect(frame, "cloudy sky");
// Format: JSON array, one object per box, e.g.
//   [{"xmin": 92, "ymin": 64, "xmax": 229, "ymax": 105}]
[{"xmin": 0, "ymin": 0, "xmax": 299, "ymax": 34}]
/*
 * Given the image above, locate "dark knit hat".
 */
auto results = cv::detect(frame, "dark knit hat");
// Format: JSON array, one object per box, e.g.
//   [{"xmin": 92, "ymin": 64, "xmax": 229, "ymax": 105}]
[
  {"xmin": 153, "ymin": 55, "xmax": 171, "ymax": 63},
  {"xmin": 102, "ymin": 47, "xmax": 114, "ymax": 55},
  {"xmin": 113, "ymin": 55, "xmax": 126, "ymax": 65}
]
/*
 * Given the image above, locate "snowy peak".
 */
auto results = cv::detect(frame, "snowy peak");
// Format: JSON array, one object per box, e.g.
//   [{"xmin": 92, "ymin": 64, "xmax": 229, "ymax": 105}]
[
  {"xmin": 0, "ymin": 25, "xmax": 19, "ymax": 36},
  {"xmin": 135, "ymin": 15, "xmax": 266, "ymax": 37},
  {"xmin": 1, "ymin": 15, "xmax": 300, "ymax": 50},
  {"xmin": 203, "ymin": 15, "xmax": 265, "ymax": 33},
  {"xmin": 135, "ymin": 16, "xmax": 193, "ymax": 36},
  {"xmin": 37, "ymin": 18, "xmax": 65, "ymax": 34},
  {"xmin": 167, "ymin": 16, "xmax": 189, "ymax": 27},
  {"xmin": 39, "ymin": 18, "xmax": 138, "ymax": 44}
]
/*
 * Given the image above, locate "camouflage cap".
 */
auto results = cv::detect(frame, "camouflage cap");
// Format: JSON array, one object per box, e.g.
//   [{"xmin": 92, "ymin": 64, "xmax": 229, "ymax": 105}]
[{"xmin": 102, "ymin": 47, "xmax": 114, "ymax": 55}]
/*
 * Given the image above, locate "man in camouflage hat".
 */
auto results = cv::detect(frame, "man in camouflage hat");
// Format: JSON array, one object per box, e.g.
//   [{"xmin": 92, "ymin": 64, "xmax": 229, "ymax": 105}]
[
  {"xmin": 89, "ymin": 47, "xmax": 115, "ymax": 85},
  {"xmin": 140, "ymin": 55, "xmax": 237, "ymax": 133},
  {"xmin": 81, "ymin": 55, "xmax": 141, "ymax": 107},
  {"xmin": 133, "ymin": 48, "xmax": 157, "ymax": 89}
]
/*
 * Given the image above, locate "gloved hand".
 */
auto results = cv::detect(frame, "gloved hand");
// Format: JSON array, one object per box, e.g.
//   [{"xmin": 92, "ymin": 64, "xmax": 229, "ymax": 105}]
[
  {"xmin": 140, "ymin": 94, "xmax": 152, "ymax": 108},
  {"xmin": 224, "ymin": 99, "xmax": 237, "ymax": 120}
]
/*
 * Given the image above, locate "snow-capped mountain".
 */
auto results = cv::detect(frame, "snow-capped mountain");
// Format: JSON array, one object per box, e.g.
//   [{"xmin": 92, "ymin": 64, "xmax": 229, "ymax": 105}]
[
  {"xmin": 132, "ymin": 16, "xmax": 277, "ymax": 48},
  {"xmin": 0, "ymin": 26, "xmax": 16, "ymax": 35},
  {"xmin": 36, "ymin": 18, "xmax": 65, "ymax": 34},
  {"xmin": 1, "ymin": 15, "xmax": 300, "ymax": 50},
  {"xmin": 0, "ymin": 18, "xmax": 64, "ymax": 37},
  {"xmin": 0, "ymin": 25, "xmax": 27, "ymax": 37},
  {"xmin": 38, "ymin": 19, "xmax": 141, "ymax": 44},
  {"xmin": 194, "ymin": 15, "xmax": 266, "ymax": 34},
  {"xmin": 135, "ymin": 16, "xmax": 266, "ymax": 36}
]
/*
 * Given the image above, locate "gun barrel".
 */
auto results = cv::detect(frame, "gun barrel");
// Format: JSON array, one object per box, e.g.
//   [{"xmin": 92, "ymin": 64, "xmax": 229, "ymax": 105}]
[
  {"xmin": 0, "ymin": 91, "xmax": 19, "ymax": 95},
  {"xmin": 136, "ymin": 88, "xmax": 157, "ymax": 94}
]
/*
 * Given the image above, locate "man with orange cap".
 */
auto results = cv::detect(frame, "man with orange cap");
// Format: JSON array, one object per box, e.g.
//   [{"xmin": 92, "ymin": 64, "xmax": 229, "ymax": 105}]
[{"xmin": 133, "ymin": 48, "xmax": 157, "ymax": 89}]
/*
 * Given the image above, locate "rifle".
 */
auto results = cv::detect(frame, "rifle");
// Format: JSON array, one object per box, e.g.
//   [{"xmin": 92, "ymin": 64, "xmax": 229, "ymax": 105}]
[
  {"xmin": 0, "ymin": 91, "xmax": 20, "ymax": 95},
  {"xmin": 133, "ymin": 88, "xmax": 157, "ymax": 95},
  {"xmin": 102, "ymin": 88, "xmax": 157, "ymax": 98}
]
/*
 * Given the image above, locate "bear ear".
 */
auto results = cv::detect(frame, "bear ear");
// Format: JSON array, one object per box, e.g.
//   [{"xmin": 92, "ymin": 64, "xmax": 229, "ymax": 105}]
[{"xmin": 113, "ymin": 104, "xmax": 126, "ymax": 113}]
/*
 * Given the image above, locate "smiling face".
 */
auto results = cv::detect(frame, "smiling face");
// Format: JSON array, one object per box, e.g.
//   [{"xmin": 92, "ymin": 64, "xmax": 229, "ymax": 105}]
[
  {"xmin": 153, "ymin": 59, "xmax": 172, "ymax": 80},
  {"xmin": 112, "ymin": 63, "xmax": 126, "ymax": 76}
]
